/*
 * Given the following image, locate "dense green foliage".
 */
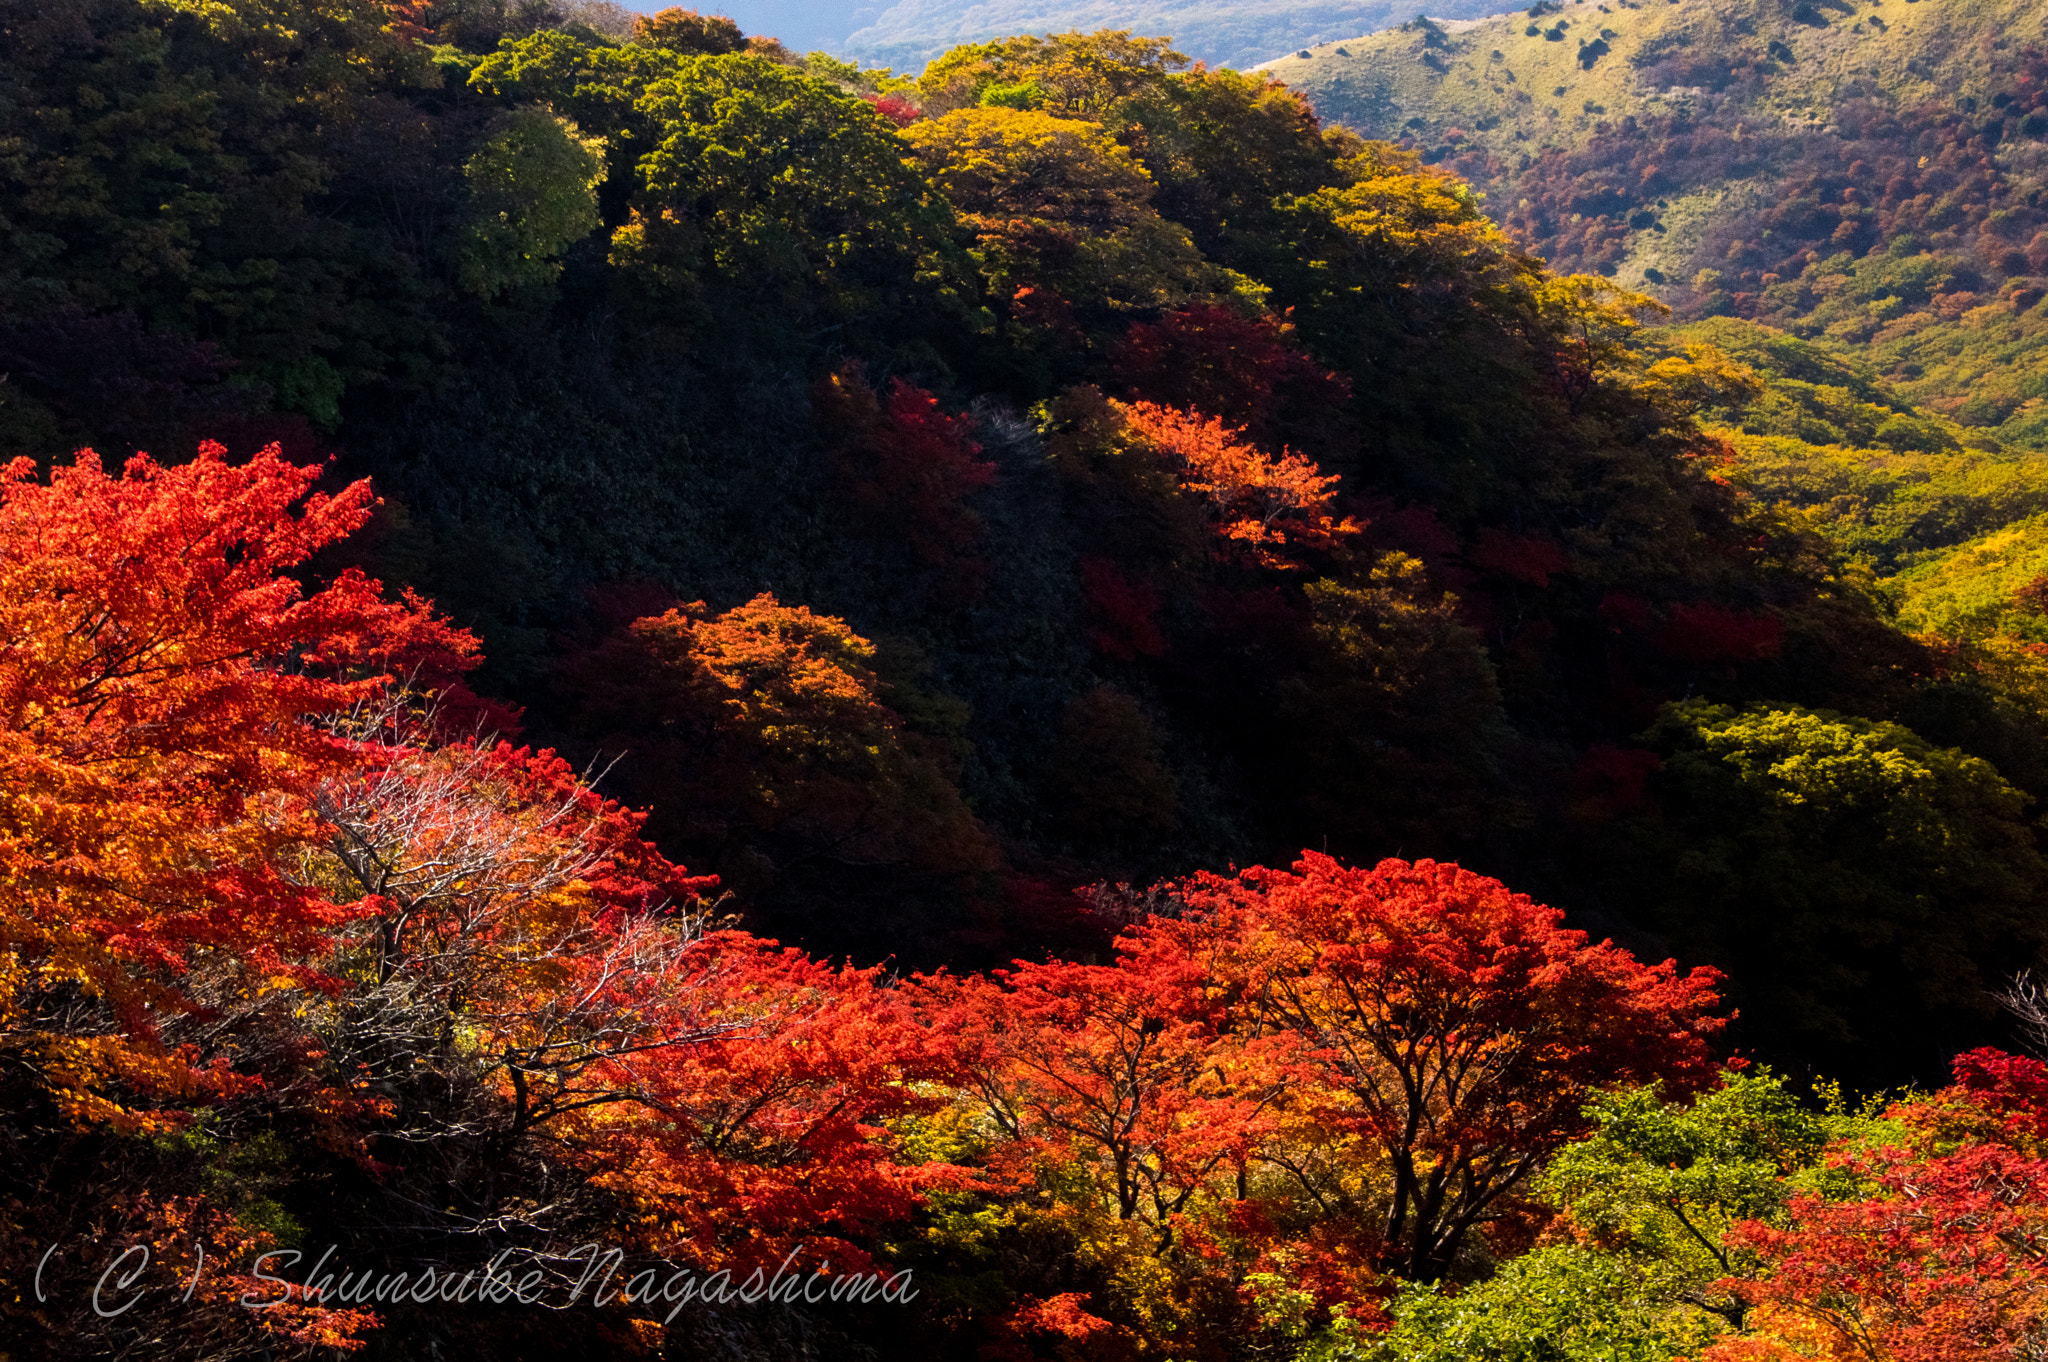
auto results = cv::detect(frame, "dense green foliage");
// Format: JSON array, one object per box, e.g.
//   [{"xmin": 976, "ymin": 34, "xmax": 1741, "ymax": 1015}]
[
  {"xmin": 1359, "ymin": 1245, "xmax": 1713, "ymax": 1362},
  {"xmin": 1604, "ymin": 699, "xmax": 2048, "ymax": 1063},
  {"xmin": 1333, "ymin": 1069, "xmax": 1877, "ymax": 1362}
]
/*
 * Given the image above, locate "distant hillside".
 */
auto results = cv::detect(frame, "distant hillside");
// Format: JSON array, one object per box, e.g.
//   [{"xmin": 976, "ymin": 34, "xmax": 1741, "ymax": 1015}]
[
  {"xmin": 839, "ymin": 0, "xmax": 1514, "ymax": 71},
  {"xmin": 1268, "ymin": 0, "xmax": 2048, "ymax": 445},
  {"xmin": 685, "ymin": 0, "xmax": 891, "ymax": 55},
  {"xmin": 1675, "ymin": 314, "xmax": 2048, "ymax": 653}
]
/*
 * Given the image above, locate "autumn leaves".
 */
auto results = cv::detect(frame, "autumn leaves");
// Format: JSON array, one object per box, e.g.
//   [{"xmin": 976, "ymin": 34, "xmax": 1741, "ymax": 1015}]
[
  {"xmin": 0, "ymin": 444, "xmax": 476, "ymax": 1132},
  {"xmin": 914, "ymin": 855, "xmax": 1724, "ymax": 1349},
  {"xmin": 15, "ymin": 437, "xmax": 2048, "ymax": 1360},
  {"xmin": 0, "ymin": 440, "xmax": 1723, "ymax": 1353}
]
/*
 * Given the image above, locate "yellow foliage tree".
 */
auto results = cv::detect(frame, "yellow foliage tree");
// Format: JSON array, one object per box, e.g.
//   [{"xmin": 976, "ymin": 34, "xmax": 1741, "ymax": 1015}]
[
  {"xmin": 903, "ymin": 106, "xmax": 1230, "ymax": 319},
  {"xmin": 915, "ymin": 29, "xmax": 1189, "ymax": 118}
]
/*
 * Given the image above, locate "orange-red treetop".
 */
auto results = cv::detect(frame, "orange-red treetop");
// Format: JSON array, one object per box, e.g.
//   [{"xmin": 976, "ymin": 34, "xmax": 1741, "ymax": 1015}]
[
  {"xmin": 0, "ymin": 443, "xmax": 477, "ymax": 1122},
  {"xmin": 1119, "ymin": 402, "xmax": 1358, "ymax": 569},
  {"xmin": 920, "ymin": 924, "xmax": 1296, "ymax": 1228},
  {"xmin": 1174, "ymin": 853, "xmax": 1727, "ymax": 1279}
]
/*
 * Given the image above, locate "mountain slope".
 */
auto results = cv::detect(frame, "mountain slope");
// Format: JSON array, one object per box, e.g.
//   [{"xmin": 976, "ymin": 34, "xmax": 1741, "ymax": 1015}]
[
  {"xmin": 1268, "ymin": 0, "xmax": 2048, "ymax": 443},
  {"xmin": 840, "ymin": 0, "xmax": 1512, "ymax": 71},
  {"xmin": 690, "ymin": 0, "xmax": 892, "ymax": 54}
]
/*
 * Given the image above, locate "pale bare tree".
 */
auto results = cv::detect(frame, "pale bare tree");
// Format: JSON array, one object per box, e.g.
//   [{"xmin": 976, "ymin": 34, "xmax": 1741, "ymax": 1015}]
[
  {"xmin": 1999, "ymin": 969, "xmax": 2048, "ymax": 1056},
  {"xmin": 269, "ymin": 694, "xmax": 801, "ymax": 1233}
]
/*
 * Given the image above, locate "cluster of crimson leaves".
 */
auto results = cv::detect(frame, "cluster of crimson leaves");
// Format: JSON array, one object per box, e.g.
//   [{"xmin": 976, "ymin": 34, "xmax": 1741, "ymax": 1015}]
[{"xmin": 1708, "ymin": 1047, "xmax": 2048, "ymax": 1362}]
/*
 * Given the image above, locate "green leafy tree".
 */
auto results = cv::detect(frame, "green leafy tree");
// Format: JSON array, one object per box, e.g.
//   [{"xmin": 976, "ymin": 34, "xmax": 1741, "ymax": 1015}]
[
  {"xmin": 1348, "ymin": 1245, "xmax": 1716, "ymax": 1362},
  {"xmin": 1619, "ymin": 699, "xmax": 2048, "ymax": 1076},
  {"xmin": 1275, "ymin": 145, "xmax": 1540, "ymax": 377},
  {"xmin": 476, "ymin": 39, "xmax": 964, "ymax": 338},
  {"xmin": 1316, "ymin": 1072, "xmax": 1840, "ymax": 1362},
  {"xmin": 1109, "ymin": 66, "xmax": 1357, "ymax": 276},
  {"xmin": 468, "ymin": 26, "xmax": 684, "ymax": 138},
  {"xmin": 629, "ymin": 55, "xmax": 961, "ymax": 326},
  {"xmin": 1273, "ymin": 556, "xmax": 1512, "ymax": 853},
  {"xmin": 454, "ymin": 108, "xmax": 605, "ymax": 297},
  {"xmin": 1538, "ymin": 1071, "xmax": 1832, "ymax": 1325},
  {"xmin": 0, "ymin": 0, "xmax": 437, "ymax": 418}
]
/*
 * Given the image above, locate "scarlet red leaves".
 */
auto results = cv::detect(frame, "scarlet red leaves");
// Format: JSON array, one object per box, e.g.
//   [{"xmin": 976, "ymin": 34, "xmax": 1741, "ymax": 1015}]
[
  {"xmin": 812, "ymin": 364, "xmax": 997, "ymax": 601},
  {"xmin": 1, "ymin": 441, "xmax": 1761, "ymax": 1356},
  {"xmin": 917, "ymin": 850, "xmax": 1727, "ymax": 1339},
  {"xmin": 1079, "ymin": 556, "xmax": 1168, "ymax": 660},
  {"xmin": 1709, "ymin": 1050, "xmax": 2048, "ymax": 1362},
  {"xmin": 566, "ymin": 938, "xmax": 969, "ymax": 1273},
  {"xmin": 1654, "ymin": 602, "xmax": 1785, "ymax": 667},
  {"xmin": 1178, "ymin": 854, "xmax": 1726, "ymax": 1280},
  {"xmin": 0, "ymin": 442, "xmax": 474, "ymax": 1125},
  {"xmin": 0, "ymin": 444, "xmax": 985, "ymax": 1352},
  {"xmin": 923, "ymin": 933, "xmax": 1288, "ymax": 1228}
]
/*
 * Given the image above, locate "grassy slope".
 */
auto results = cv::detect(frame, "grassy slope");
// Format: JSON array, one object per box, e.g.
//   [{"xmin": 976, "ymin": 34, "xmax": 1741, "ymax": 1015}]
[
  {"xmin": 1268, "ymin": 0, "xmax": 2048, "ymax": 360},
  {"xmin": 1264, "ymin": 0, "xmax": 2048, "ymax": 637},
  {"xmin": 1888, "ymin": 512, "xmax": 2048, "ymax": 633},
  {"xmin": 1268, "ymin": 0, "xmax": 2036, "ymax": 241},
  {"xmin": 1659, "ymin": 314, "xmax": 2048, "ymax": 633}
]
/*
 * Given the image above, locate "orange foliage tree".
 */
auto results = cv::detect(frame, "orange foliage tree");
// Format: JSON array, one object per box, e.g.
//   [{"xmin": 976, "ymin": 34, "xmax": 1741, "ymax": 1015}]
[
  {"xmin": 0, "ymin": 441, "xmax": 474, "ymax": 1130},
  {"xmin": 892, "ymin": 853, "xmax": 1723, "ymax": 1354},
  {"xmin": 912, "ymin": 914, "xmax": 1304, "ymax": 1358},
  {"xmin": 1119, "ymin": 400, "xmax": 1357, "ymax": 569},
  {"xmin": 568, "ymin": 592, "xmax": 989, "ymax": 864},
  {"xmin": 1182, "ymin": 853, "xmax": 1727, "ymax": 1281},
  {"xmin": 0, "ymin": 441, "xmax": 488, "ymax": 1353},
  {"xmin": 922, "ymin": 926, "xmax": 1289, "ymax": 1229},
  {"xmin": 563, "ymin": 591, "xmax": 996, "ymax": 952},
  {"xmin": 0, "ymin": 442, "xmax": 983, "ymax": 1354},
  {"xmin": 630, "ymin": 5, "xmax": 746, "ymax": 53},
  {"xmin": 15, "ymin": 1193, "xmax": 382, "ymax": 1356}
]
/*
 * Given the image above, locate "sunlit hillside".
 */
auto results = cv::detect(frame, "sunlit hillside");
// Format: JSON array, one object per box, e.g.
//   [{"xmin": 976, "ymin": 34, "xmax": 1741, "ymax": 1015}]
[{"xmin": 1270, "ymin": 0, "xmax": 2048, "ymax": 443}]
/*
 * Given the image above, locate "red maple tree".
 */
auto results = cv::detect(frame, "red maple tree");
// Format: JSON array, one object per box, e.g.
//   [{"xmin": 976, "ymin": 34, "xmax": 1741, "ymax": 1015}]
[
  {"xmin": 1181, "ymin": 853, "xmax": 1727, "ymax": 1280},
  {"xmin": 921, "ymin": 927, "xmax": 1292, "ymax": 1229},
  {"xmin": 0, "ymin": 442, "xmax": 476, "ymax": 1128},
  {"xmin": 1709, "ymin": 1048, "xmax": 2048, "ymax": 1362}
]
